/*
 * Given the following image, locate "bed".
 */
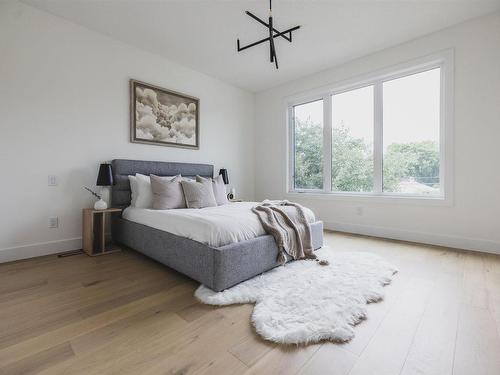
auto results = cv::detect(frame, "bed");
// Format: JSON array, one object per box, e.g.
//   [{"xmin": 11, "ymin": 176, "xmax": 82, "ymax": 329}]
[{"xmin": 111, "ymin": 159, "xmax": 324, "ymax": 291}]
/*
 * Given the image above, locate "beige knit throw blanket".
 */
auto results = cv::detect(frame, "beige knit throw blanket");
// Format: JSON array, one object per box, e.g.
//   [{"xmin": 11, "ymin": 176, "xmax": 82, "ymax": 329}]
[{"xmin": 252, "ymin": 200, "xmax": 317, "ymax": 264}]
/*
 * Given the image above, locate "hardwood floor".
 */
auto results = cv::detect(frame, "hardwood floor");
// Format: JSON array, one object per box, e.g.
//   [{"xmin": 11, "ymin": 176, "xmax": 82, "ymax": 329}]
[{"xmin": 1, "ymin": 231, "xmax": 500, "ymax": 375}]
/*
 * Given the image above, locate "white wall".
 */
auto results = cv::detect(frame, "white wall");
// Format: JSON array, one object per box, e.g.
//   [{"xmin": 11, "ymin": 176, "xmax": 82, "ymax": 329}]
[
  {"xmin": 0, "ymin": 1, "xmax": 255, "ymax": 261},
  {"xmin": 255, "ymin": 12, "xmax": 500, "ymax": 254}
]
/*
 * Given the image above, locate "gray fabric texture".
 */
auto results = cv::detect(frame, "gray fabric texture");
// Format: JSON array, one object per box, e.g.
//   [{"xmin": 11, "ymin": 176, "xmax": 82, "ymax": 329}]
[
  {"xmin": 150, "ymin": 174, "xmax": 186, "ymax": 209},
  {"xmin": 181, "ymin": 178, "xmax": 217, "ymax": 209},
  {"xmin": 112, "ymin": 216, "xmax": 324, "ymax": 291},
  {"xmin": 110, "ymin": 159, "xmax": 324, "ymax": 291},
  {"xmin": 111, "ymin": 159, "xmax": 213, "ymax": 208},
  {"xmin": 112, "ymin": 217, "xmax": 215, "ymax": 287}
]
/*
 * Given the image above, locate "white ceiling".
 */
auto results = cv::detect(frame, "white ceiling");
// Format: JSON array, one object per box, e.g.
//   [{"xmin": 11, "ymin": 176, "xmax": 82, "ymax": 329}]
[{"xmin": 23, "ymin": 0, "xmax": 500, "ymax": 92}]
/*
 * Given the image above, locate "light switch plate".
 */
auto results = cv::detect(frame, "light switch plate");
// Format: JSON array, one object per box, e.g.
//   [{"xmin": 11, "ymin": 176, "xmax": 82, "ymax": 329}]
[
  {"xmin": 48, "ymin": 175, "xmax": 57, "ymax": 186},
  {"xmin": 48, "ymin": 217, "xmax": 59, "ymax": 228}
]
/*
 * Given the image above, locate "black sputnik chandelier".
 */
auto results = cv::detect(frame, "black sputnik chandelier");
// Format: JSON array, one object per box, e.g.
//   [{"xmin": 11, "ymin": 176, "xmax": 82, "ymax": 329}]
[{"xmin": 237, "ymin": 0, "xmax": 300, "ymax": 69}]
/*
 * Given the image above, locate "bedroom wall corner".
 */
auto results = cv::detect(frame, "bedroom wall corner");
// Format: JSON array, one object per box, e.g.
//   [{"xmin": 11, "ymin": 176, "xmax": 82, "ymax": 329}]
[
  {"xmin": 0, "ymin": 0, "xmax": 256, "ymax": 262},
  {"xmin": 254, "ymin": 11, "xmax": 500, "ymax": 254}
]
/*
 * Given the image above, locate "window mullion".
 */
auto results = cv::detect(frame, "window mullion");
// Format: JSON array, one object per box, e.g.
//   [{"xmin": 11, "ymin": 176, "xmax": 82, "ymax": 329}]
[
  {"xmin": 288, "ymin": 106, "xmax": 295, "ymax": 192},
  {"xmin": 323, "ymin": 94, "xmax": 332, "ymax": 192},
  {"xmin": 373, "ymin": 82, "xmax": 383, "ymax": 193}
]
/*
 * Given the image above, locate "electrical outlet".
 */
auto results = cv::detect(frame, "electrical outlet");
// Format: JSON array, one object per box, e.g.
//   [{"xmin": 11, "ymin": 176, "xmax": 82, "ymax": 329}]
[
  {"xmin": 48, "ymin": 175, "xmax": 57, "ymax": 186},
  {"xmin": 48, "ymin": 217, "xmax": 59, "ymax": 228},
  {"xmin": 355, "ymin": 206, "xmax": 364, "ymax": 216}
]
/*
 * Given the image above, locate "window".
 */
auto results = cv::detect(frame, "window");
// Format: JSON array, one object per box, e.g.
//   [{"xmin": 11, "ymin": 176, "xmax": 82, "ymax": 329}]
[
  {"xmin": 383, "ymin": 69, "xmax": 441, "ymax": 195},
  {"xmin": 292, "ymin": 99, "xmax": 324, "ymax": 190},
  {"xmin": 288, "ymin": 52, "xmax": 452, "ymax": 201},
  {"xmin": 331, "ymin": 86, "xmax": 374, "ymax": 192}
]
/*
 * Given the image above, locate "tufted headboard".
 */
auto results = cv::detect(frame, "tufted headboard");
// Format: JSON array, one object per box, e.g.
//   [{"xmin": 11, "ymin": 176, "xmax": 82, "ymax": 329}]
[{"xmin": 111, "ymin": 159, "xmax": 214, "ymax": 208}]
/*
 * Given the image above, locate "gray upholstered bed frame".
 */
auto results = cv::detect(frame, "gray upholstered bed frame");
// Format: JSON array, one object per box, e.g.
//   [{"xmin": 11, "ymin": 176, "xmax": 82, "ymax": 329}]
[{"xmin": 111, "ymin": 159, "xmax": 324, "ymax": 291}]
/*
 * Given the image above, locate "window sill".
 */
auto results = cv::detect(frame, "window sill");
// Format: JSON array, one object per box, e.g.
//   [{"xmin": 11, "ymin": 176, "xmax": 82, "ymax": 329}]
[{"xmin": 286, "ymin": 191, "xmax": 452, "ymax": 206}]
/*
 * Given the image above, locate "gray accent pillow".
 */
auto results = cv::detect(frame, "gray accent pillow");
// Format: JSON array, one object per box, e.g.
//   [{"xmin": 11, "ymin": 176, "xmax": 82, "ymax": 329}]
[
  {"xmin": 181, "ymin": 178, "xmax": 217, "ymax": 209},
  {"xmin": 150, "ymin": 174, "xmax": 186, "ymax": 209},
  {"xmin": 197, "ymin": 175, "xmax": 228, "ymax": 206}
]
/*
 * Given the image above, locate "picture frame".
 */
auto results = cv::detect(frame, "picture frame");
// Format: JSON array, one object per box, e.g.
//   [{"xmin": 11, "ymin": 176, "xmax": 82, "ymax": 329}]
[{"xmin": 130, "ymin": 79, "xmax": 199, "ymax": 149}]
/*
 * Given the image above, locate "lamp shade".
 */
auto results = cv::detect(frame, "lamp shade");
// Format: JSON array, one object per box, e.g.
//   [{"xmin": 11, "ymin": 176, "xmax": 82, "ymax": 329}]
[
  {"xmin": 96, "ymin": 163, "xmax": 113, "ymax": 186},
  {"xmin": 219, "ymin": 168, "xmax": 229, "ymax": 185}
]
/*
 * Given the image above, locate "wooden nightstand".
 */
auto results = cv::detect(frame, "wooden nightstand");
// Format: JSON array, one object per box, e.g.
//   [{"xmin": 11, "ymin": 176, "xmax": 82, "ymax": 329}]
[{"xmin": 82, "ymin": 208, "xmax": 122, "ymax": 256}]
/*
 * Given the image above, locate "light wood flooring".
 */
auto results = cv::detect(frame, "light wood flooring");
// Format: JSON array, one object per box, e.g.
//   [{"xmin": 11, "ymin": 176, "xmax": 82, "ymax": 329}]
[{"xmin": 1, "ymin": 231, "xmax": 500, "ymax": 375}]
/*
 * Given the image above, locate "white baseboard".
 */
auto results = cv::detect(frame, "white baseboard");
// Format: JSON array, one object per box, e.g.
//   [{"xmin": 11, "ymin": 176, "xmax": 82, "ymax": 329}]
[
  {"xmin": 323, "ymin": 221, "xmax": 500, "ymax": 255},
  {"xmin": 0, "ymin": 238, "xmax": 82, "ymax": 263},
  {"xmin": 2, "ymin": 223, "xmax": 499, "ymax": 263}
]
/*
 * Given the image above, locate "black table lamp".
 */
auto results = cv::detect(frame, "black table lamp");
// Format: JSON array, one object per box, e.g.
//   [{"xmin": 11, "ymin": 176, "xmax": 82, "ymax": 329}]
[
  {"xmin": 91, "ymin": 163, "xmax": 113, "ymax": 210},
  {"xmin": 219, "ymin": 169, "xmax": 229, "ymax": 185},
  {"xmin": 97, "ymin": 163, "xmax": 113, "ymax": 186}
]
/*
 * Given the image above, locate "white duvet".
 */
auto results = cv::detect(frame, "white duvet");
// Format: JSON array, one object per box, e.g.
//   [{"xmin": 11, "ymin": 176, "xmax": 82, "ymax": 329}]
[{"xmin": 122, "ymin": 201, "xmax": 316, "ymax": 247}]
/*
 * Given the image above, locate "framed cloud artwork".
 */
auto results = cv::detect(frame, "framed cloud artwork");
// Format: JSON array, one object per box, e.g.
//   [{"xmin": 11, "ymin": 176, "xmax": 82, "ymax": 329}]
[{"xmin": 130, "ymin": 79, "xmax": 199, "ymax": 149}]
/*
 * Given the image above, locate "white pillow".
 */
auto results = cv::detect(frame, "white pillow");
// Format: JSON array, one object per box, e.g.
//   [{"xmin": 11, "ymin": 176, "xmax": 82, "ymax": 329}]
[
  {"xmin": 214, "ymin": 174, "xmax": 229, "ymax": 205},
  {"xmin": 150, "ymin": 174, "xmax": 186, "ymax": 209},
  {"xmin": 128, "ymin": 175, "xmax": 138, "ymax": 207},
  {"xmin": 198, "ymin": 175, "xmax": 228, "ymax": 205},
  {"xmin": 181, "ymin": 178, "xmax": 217, "ymax": 209},
  {"xmin": 134, "ymin": 173, "xmax": 153, "ymax": 208},
  {"xmin": 132, "ymin": 173, "xmax": 178, "ymax": 209}
]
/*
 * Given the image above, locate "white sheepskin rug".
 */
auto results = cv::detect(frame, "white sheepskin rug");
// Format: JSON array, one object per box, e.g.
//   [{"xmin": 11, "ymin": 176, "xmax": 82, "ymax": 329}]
[{"xmin": 195, "ymin": 247, "xmax": 397, "ymax": 345}]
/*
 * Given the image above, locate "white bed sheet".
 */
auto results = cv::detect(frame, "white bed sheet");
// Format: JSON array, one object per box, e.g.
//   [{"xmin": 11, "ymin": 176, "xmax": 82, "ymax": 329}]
[{"xmin": 122, "ymin": 202, "xmax": 315, "ymax": 247}]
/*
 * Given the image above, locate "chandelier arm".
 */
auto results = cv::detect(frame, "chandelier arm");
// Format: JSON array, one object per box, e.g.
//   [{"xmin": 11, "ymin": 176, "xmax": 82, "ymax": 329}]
[
  {"xmin": 269, "ymin": 0, "xmax": 278, "ymax": 69},
  {"xmin": 237, "ymin": 36, "xmax": 270, "ymax": 52},
  {"xmin": 237, "ymin": 25, "xmax": 300, "ymax": 52},
  {"xmin": 273, "ymin": 44, "xmax": 279, "ymax": 69},
  {"xmin": 245, "ymin": 11, "xmax": 292, "ymax": 42},
  {"xmin": 269, "ymin": 14, "xmax": 273, "ymax": 62},
  {"xmin": 237, "ymin": 0, "xmax": 299, "ymax": 69}
]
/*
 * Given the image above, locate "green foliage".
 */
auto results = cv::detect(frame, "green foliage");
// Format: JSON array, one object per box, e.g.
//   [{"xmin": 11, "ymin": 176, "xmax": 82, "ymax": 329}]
[
  {"xmin": 383, "ymin": 141, "xmax": 440, "ymax": 192},
  {"xmin": 331, "ymin": 126, "xmax": 373, "ymax": 192},
  {"xmin": 294, "ymin": 117, "xmax": 440, "ymax": 193},
  {"xmin": 294, "ymin": 117, "xmax": 323, "ymax": 189}
]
